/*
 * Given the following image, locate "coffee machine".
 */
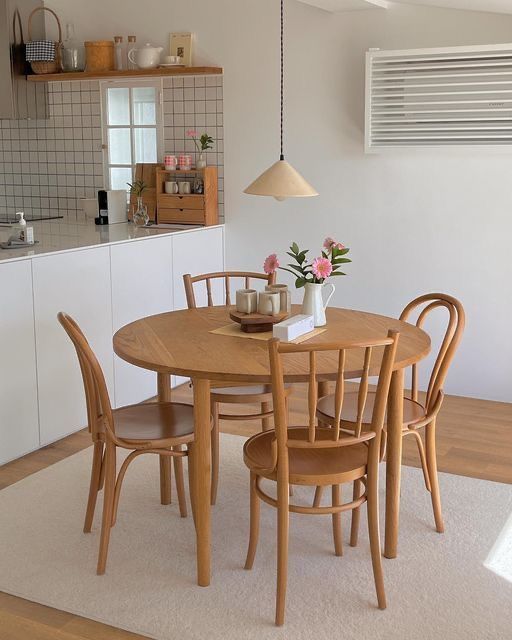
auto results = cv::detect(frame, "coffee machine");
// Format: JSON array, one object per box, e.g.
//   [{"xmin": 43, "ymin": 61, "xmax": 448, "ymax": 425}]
[{"xmin": 95, "ymin": 190, "xmax": 128, "ymax": 225}]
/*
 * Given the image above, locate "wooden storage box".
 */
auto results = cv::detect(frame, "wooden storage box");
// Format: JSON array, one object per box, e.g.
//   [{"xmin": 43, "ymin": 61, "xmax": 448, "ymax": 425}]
[{"xmin": 155, "ymin": 166, "xmax": 218, "ymax": 226}]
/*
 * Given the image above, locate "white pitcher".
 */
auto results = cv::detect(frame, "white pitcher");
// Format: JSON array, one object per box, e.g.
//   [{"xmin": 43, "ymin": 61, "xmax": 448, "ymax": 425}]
[{"xmin": 301, "ymin": 282, "xmax": 335, "ymax": 327}]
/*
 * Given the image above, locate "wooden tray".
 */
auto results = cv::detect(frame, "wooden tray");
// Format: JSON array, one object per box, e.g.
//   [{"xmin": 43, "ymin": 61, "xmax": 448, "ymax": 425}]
[{"xmin": 229, "ymin": 309, "xmax": 288, "ymax": 333}]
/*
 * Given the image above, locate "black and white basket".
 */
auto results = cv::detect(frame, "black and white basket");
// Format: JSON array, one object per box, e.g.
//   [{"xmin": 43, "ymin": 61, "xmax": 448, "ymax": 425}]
[{"xmin": 26, "ymin": 6, "xmax": 62, "ymax": 75}]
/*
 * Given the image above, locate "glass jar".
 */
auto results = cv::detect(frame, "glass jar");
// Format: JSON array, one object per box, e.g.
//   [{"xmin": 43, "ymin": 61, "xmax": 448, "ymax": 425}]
[
  {"xmin": 62, "ymin": 23, "xmax": 85, "ymax": 72},
  {"xmin": 132, "ymin": 196, "xmax": 149, "ymax": 226},
  {"xmin": 127, "ymin": 35, "xmax": 137, "ymax": 69},
  {"xmin": 114, "ymin": 36, "xmax": 124, "ymax": 71}
]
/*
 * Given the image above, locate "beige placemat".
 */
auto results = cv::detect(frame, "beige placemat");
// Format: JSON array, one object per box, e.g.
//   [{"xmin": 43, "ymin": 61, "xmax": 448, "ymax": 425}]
[{"xmin": 210, "ymin": 322, "xmax": 326, "ymax": 343}]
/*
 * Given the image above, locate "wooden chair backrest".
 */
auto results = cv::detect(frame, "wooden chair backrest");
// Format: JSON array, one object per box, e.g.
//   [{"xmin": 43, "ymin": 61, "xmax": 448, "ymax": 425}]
[
  {"xmin": 268, "ymin": 332, "xmax": 399, "ymax": 462},
  {"xmin": 183, "ymin": 270, "xmax": 276, "ymax": 309},
  {"xmin": 57, "ymin": 312, "xmax": 115, "ymax": 443},
  {"xmin": 399, "ymin": 293, "xmax": 465, "ymax": 414}
]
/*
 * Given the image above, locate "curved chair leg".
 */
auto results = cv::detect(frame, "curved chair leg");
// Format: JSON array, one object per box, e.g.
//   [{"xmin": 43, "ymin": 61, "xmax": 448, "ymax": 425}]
[
  {"xmin": 350, "ymin": 479, "xmax": 362, "ymax": 547},
  {"xmin": 367, "ymin": 443, "xmax": 386, "ymax": 610},
  {"xmin": 173, "ymin": 446, "xmax": 188, "ymax": 518},
  {"xmin": 159, "ymin": 456, "xmax": 172, "ymax": 505},
  {"xmin": 111, "ymin": 450, "xmax": 143, "ymax": 527},
  {"xmin": 425, "ymin": 419, "xmax": 444, "ymax": 533},
  {"xmin": 210, "ymin": 400, "xmax": 220, "ymax": 505},
  {"xmin": 83, "ymin": 441, "xmax": 104, "ymax": 533},
  {"xmin": 313, "ymin": 486, "xmax": 324, "ymax": 507},
  {"xmin": 244, "ymin": 471, "xmax": 261, "ymax": 570},
  {"xmin": 332, "ymin": 485, "xmax": 343, "ymax": 557},
  {"xmin": 408, "ymin": 430, "xmax": 432, "ymax": 492},
  {"xmin": 275, "ymin": 474, "xmax": 290, "ymax": 626},
  {"xmin": 261, "ymin": 401, "xmax": 272, "ymax": 431},
  {"xmin": 187, "ymin": 443, "xmax": 197, "ymax": 528},
  {"xmin": 97, "ymin": 442, "xmax": 116, "ymax": 575}
]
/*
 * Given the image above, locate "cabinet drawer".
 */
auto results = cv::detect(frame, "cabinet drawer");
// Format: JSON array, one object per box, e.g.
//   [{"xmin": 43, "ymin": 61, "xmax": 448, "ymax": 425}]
[
  {"xmin": 159, "ymin": 195, "xmax": 204, "ymax": 209},
  {"xmin": 158, "ymin": 208, "xmax": 205, "ymax": 224}
]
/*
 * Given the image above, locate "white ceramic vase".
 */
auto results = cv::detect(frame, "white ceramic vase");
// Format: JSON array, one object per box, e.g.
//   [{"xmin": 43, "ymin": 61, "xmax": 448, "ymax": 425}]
[
  {"xmin": 196, "ymin": 153, "xmax": 207, "ymax": 169},
  {"xmin": 301, "ymin": 282, "xmax": 335, "ymax": 327}
]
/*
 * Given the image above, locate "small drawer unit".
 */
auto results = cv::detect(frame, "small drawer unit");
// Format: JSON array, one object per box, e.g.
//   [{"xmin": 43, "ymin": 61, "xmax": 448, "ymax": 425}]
[{"xmin": 155, "ymin": 166, "xmax": 218, "ymax": 226}]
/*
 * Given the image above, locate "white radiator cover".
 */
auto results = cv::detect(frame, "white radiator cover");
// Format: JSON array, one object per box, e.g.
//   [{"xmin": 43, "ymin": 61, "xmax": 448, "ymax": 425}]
[{"xmin": 365, "ymin": 43, "xmax": 512, "ymax": 151}]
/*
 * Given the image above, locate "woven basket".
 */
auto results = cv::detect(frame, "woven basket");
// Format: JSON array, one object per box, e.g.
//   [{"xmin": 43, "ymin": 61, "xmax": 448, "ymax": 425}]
[{"xmin": 27, "ymin": 6, "xmax": 62, "ymax": 74}]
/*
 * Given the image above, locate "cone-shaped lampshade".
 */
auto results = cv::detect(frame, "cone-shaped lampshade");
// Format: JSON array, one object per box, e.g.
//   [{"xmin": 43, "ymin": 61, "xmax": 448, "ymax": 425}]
[{"xmin": 244, "ymin": 159, "xmax": 318, "ymax": 201}]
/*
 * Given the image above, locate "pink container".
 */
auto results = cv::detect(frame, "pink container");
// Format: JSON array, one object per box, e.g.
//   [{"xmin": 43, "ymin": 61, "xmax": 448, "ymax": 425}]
[
  {"xmin": 164, "ymin": 155, "xmax": 177, "ymax": 170},
  {"xmin": 178, "ymin": 154, "xmax": 192, "ymax": 170}
]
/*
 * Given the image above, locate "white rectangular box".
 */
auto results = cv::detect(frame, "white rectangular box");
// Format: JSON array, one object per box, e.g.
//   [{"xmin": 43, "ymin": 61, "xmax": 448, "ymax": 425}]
[{"xmin": 273, "ymin": 314, "xmax": 314, "ymax": 342}]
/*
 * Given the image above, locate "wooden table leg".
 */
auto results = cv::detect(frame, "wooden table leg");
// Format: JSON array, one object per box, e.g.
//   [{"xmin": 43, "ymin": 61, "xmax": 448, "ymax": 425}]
[
  {"xmin": 384, "ymin": 368, "xmax": 404, "ymax": 559},
  {"xmin": 158, "ymin": 373, "xmax": 172, "ymax": 505},
  {"xmin": 191, "ymin": 377, "xmax": 211, "ymax": 587}
]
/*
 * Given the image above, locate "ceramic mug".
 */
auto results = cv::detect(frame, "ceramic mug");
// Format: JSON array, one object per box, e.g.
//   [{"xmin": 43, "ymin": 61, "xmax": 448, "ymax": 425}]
[
  {"xmin": 165, "ymin": 181, "xmax": 178, "ymax": 194},
  {"xmin": 178, "ymin": 154, "xmax": 192, "ymax": 170},
  {"xmin": 164, "ymin": 155, "xmax": 177, "ymax": 170},
  {"xmin": 236, "ymin": 289, "xmax": 258, "ymax": 314},
  {"xmin": 178, "ymin": 181, "xmax": 191, "ymax": 195},
  {"xmin": 258, "ymin": 291, "xmax": 280, "ymax": 316},
  {"xmin": 164, "ymin": 55, "xmax": 181, "ymax": 64},
  {"xmin": 266, "ymin": 284, "xmax": 291, "ymax": 314}
]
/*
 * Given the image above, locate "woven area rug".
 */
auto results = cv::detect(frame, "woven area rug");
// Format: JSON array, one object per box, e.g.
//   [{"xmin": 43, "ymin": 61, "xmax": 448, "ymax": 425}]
[{"xmin": 0, "ymin": 434, "xmax": 511, "ymax": 640}]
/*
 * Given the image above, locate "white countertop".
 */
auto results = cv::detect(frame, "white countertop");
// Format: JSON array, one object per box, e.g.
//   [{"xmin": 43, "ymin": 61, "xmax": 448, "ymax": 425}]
[{"xmin": 0, "ymin": 216, "xmax": 210, "ymax": 263}]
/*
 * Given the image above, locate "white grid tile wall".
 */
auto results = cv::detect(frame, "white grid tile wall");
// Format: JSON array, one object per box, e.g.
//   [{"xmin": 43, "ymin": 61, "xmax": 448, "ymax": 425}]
[
  {"xmin": 0, "ymin": 75, "xmax": 224, "ymax": 223},
  {"xmin": 162, "ymin": 75, "xmax": 224, "ymax": 218}
]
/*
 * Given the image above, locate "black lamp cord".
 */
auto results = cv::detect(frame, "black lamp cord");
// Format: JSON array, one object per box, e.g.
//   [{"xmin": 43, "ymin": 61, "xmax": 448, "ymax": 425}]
[{"xmin": 280, "ymin": 0, "xmax": 285, "ymax": 161}]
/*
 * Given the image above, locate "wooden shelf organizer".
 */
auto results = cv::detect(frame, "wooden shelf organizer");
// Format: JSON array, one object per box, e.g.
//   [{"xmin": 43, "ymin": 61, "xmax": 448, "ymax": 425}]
[
  {"xmin": 155, "ymin": 166, "xmax": 218, "ymax": 226},
  {"xmin": 27, "ymin": 67, "xmax": 223, "ymax": 82}
]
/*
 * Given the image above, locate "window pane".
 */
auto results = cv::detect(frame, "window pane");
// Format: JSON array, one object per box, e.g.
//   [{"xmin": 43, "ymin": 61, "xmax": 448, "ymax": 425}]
[
  {"xmin": 132, "ymin": 87, "xmax": 156, "ymax": 125},
  {"xmin": 107, "ymin": 88, "xmax": 130, "ymax": 125},
  {"xmin": 110, "ymin": 167, "xmax": 133, "ymax": 191},
  {"xmin": 108, "ymin": 128, "xmax": 131, "ymax": 165},
  {"xmin": 134, "ymin": 127, "xmax": 157, "ymax": 163}
]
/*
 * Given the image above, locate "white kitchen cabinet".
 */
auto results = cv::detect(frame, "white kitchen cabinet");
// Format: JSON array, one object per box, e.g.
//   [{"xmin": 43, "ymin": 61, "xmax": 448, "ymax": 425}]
[
  {"xmin": 0, "ymin": 260, "xmax": 39, "ymax": 465},
  {"xmin": 172, "ymin": 226, "xmax": 225, "ymax": 310},
  {"xmin": 110, "ymin": 235, "xmax": 173, "ymax": 407},
  {"xmin": 32, "ymin": 247, "xmax": 115, "ymax": 446}
]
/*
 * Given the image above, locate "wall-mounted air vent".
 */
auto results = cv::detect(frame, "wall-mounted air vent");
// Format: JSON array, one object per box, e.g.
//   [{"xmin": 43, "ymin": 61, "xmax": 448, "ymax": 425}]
[{"xmin": 365, "ymin": 43, "xmax": 512, "ymax": 151}]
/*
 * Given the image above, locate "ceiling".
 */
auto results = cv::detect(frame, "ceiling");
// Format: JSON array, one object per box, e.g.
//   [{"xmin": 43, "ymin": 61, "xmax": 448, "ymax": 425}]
[{"xmin": 297, "ymin": 0, "xmax": 512, "ymax": 14}]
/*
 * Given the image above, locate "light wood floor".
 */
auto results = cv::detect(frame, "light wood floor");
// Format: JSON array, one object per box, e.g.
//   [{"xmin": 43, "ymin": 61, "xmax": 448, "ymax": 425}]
[{"xmin": 1, "ymin": 384, "xmax": 511, "ymax": 640}]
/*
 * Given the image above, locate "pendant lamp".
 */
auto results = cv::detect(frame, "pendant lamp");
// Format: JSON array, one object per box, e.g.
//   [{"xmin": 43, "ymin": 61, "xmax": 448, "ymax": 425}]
[{"xmin": 244, "ymin": 0, "xmax": 318, "ymax": 201}]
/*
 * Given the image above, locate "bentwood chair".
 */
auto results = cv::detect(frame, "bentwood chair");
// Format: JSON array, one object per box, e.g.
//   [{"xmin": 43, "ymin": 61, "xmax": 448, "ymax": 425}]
[
  {"xmin": 243, "ymin": 332, "xmax": 399, "ymax": 625},
  {"xmin": 316, "ymin": 293, "xmax": 465, "ymax": 537},
  {"xmin": 58, "ymin": 312, "xmax": 198, "ymax": 575},
  {"xmin": 183, "ymin": 271, "xmax": 292, "ymax": 505}
]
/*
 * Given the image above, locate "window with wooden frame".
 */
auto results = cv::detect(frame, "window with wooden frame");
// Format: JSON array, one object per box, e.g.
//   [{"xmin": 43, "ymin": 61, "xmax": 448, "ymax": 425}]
[{"xmin": 100, "ymin": 79, "xmax": 163, "ymax": 190}]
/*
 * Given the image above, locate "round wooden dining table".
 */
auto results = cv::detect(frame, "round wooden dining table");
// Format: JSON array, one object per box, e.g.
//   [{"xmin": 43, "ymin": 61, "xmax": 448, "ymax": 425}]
[{"xmin": 113, "ymin": 305, "xmax": 430, "ymax": 587}]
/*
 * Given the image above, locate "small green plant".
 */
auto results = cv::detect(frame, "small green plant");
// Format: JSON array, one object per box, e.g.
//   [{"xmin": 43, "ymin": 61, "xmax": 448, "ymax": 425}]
[
  {"xmin": 127, "ymin": 180, "xmax": 147, "ymax": 197},
  {"xmin": 186, "ymin": 129, "xmax": 215, "ymax": 152}
]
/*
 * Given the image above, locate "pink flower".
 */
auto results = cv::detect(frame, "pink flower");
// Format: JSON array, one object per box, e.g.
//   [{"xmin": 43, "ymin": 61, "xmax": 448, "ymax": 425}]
[
  {"xmin": 323, "ymin": 237, "xmax": 335, "ymax": 250},
  {"xmin": 186, "ymin": 129, "xmax": 198, "ymax": 138},
  {"xmin": 333, "ymin": 242, "xmax": 345, "ymax": 250},
  {"xmin": 263, "ymin": 253, "xmax": 279, "ymax": 275},
  {"xmin": 312, "ymin": 257, "xmax": 332, "ymax": 280}
]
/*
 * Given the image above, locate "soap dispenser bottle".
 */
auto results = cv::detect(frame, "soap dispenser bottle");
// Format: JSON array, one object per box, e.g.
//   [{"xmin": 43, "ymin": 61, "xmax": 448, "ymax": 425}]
[{"xmin": 9, "ymin": 212, "xmax": 27, "ymax": 244}]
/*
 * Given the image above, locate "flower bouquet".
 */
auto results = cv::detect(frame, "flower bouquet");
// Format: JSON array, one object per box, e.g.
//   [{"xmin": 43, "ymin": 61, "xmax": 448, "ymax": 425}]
[{"xmin": 263, "ymin": 237, "xmax": 351, "ymax": 327}]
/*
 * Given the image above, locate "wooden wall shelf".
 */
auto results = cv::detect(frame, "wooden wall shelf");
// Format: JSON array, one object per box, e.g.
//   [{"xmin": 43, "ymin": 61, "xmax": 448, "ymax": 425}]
[{"xmin": 27, "ymin": 66, "xmax": 223, "ymax": 82}]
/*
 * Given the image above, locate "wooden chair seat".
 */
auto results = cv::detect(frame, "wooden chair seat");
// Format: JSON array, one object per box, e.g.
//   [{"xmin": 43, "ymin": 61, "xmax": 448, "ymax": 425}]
[
  {"xmin": 317, "ymin": 391, "xmax": 425, "ymax": 429},
  {"xmin": 244, "ymin": 427, "xmax": 369, "ymax": 486},
  {"xmin": 113, "ymin": 402, "xmax": 196, "ymax": 447},
  {"xmin": 211, "ymin": 384, "xmax": 291, "ymax": 404}
]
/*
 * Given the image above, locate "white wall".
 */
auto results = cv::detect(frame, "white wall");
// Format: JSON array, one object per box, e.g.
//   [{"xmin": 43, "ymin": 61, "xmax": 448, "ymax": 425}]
[{"xmin": 49, "ymin": 1, "xmax": 512, "ymax": 401}]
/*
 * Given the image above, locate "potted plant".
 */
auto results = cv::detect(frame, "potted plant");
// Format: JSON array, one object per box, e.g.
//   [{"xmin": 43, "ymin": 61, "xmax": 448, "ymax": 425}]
[
  {"xmin": 263, "ymin": 237, "xmax": 351, "ymax": 326},
  {"xmin": 127, "ymin": 180, "xmax": 149, "ymax": 226},
  {"xmin": 186, "ymin": 129, "xmax": 215, "ymax": 169}
]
